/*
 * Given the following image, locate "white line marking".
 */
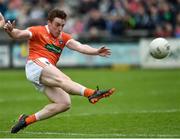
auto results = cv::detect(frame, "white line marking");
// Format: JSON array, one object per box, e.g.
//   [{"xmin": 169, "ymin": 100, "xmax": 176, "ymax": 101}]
[
  {"xmin": 0, "ymin": 131, "xmax": 179, "ymax": 137},
  {"xmin": 61, "ymin": 109, "xmax": 180, "ymax": 117},
  {"xmin": 0, "ymin": 97, "xmax": 43, "ymax": 103}
]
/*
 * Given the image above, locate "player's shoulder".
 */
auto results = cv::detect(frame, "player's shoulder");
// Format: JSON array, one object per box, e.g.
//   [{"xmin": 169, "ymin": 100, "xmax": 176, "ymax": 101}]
[
  {"xmin": 61, "ymin": 32, "xmax": 72, "ymax": 39},
  {"xmin": 61, "ymin": 32, "xmax": 72, "ymax": 43},
  {"xmin": 28, "ymin": 25, "xmax": 46, "ymax": 31},
  {"xmin": 61, "ymin": 31, "xmax": 71, "ymax": 36}
]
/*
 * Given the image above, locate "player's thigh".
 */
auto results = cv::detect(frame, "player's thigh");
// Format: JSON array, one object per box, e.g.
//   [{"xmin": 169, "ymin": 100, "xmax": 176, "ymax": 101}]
[
  {"xmin": 40, "ymin": 65, "xmax": 71, "ymax": 86},
  {"xmin": 44, "ymin": 86, "xmax": 71, "ymax": 105}
]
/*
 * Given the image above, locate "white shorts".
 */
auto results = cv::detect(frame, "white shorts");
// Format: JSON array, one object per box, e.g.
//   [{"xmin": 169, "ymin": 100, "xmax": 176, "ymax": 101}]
[{"xmin": 25, "ymin": 57, "xmax": 52, "ymax": 92}]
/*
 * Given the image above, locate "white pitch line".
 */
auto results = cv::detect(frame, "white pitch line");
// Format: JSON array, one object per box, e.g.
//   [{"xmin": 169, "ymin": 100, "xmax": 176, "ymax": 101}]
[
  {"xmin": 0, "ymin": 97, "xmax": 44, "ymax": 103},
  {"xmin": 0, "ymin": 131, "xmax": 179, "ymax": 137},
  {"xmin": 60, "ymin": 109, "xmax": 180, "ymax": 117},
  {"xmin": 0, "ymin": 99, "xmax": 180, "ymax": 116}
]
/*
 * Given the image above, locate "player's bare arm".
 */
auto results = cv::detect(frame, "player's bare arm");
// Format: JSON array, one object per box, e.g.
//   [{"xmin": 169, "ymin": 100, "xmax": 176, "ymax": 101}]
[
  {"xmin": 3, "ymin": 20, "xmax": 31, "ymax": 40},
  {"xmin": 66, "ymin": 39, "xmax": 111, "ymax": 57},
  {"xmin": 0, "ymin": 12, "xmax": 5, "ymax": 28}
]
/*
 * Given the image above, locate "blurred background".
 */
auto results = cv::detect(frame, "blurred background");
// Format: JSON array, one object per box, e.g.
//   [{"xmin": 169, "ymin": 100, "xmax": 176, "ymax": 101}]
[
  {"xmin": 0, "ymin": 0, "xmax": 179, "ymax": 69},
  {"xmin": 0, "ymin": 0, "xmax": 180, "ymax": 137}
]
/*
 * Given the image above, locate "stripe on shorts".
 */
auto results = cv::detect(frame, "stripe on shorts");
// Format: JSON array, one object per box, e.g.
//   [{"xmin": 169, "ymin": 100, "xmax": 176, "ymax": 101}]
[{"xmin": 33, "ymin": 59, "xmax": 47, "ymax": 68}]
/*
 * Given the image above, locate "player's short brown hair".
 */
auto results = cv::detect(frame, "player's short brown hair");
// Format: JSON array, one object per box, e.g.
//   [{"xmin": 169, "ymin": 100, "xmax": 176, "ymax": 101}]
[{"xmin": 48, "ymin": 8, "xmax": 67, "ymax": 22}]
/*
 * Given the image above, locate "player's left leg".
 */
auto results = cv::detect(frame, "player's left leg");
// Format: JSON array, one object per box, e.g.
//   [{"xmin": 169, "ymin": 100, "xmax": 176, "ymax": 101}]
[
  {"xmin": 11, "ymin": 86, "xmax": 71, "ymax": 133},
  {"xmin": 33, "ymin": 86, "xmax": 71, "ymax": 120}
]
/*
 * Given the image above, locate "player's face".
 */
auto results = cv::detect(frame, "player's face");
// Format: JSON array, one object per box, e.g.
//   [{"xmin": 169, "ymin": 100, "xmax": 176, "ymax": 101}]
[{"xmin": 48, "ymin": 17, "xmax": 66, "ymax": 37}]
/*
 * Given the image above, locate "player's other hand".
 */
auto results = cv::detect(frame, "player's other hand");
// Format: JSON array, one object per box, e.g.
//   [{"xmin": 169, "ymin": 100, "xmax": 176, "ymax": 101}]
[
  {"xmin": 97, "ymin": 46, "xmax": 111, "ymax": 57},
  {"xmin": 0, "ymin": 12, "xmax": 5, "ymax": 28},
  {"xmin": 4, "ymin": 20, "xmax": 15, "ymax": 33}
]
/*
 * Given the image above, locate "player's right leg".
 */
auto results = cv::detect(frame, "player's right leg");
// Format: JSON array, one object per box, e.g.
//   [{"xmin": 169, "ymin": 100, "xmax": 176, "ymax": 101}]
[
  {"xmin": 40, "ymin": 64, "xmax": 115, "ymax": 103},
  {"xmin": 26, "ymin": 57, "xmax": 115, "ymax": 103},
  {"xmin": 11, "ymin": 86, "xmax": 71, "ymax": 133}
]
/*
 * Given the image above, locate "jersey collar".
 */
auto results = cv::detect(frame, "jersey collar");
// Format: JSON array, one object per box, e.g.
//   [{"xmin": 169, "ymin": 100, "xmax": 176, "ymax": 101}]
[{"xmin": 45, "ymin": 25, "xmax": 50, "ymax": 34}]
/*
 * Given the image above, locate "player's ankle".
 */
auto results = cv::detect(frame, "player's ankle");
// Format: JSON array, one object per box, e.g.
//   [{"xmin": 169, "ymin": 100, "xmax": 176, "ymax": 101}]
[
  {"xmin": 25, "ymin": 114, "xmax": 37, "ymax": 125},
  {"xmin": 84, "ymin": 88, "xmax": 95, "ymax": 97}
]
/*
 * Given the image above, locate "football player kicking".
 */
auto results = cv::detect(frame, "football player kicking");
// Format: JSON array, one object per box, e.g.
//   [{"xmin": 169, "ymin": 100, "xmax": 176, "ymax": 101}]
[{"xmin": 1, "ymin": 9, "xmax": 115, "ymax": 133}]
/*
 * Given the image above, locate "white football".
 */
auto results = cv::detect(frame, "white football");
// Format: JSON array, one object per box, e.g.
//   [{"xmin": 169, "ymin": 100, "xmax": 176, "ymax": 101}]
[{"xmin": 149, "ymin": 37, "xmax": 170, "ymax": 59}]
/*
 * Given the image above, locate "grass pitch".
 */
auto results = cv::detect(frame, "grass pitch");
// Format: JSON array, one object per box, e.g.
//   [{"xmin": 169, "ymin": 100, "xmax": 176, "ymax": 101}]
[{"xmin": 0, "ymin": 68, "xmax": 180, "ymax": 138}]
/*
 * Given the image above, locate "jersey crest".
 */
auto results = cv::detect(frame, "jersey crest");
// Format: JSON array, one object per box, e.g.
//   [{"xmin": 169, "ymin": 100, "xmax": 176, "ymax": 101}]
[{"xmin": 59, "ymin": 40, "xmax": 64, "ymax": 45}]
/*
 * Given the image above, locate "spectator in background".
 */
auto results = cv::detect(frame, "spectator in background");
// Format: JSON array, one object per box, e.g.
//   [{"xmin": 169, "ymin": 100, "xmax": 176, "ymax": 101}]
[
  {"xmin": 149, "ymin": 5, "xmax": 160, "ymax": 29},
  {"xmin": 154, "ymin": 22, "xmax": 173, "ymax": 37},
  {"xmin": 132, "ymin": 3, "xmax": 151, "ymax": 29},
  {"xmin": 27, "ymin": 1, "xmax": 45, "ymax": 26},
  {"xmin": 85, "ymin": 8, "xmax": 107, "ymax": 39},
  {"xmin": 17, "ymin": 3, "xmax": 30, "ymax": 28},
  {"xmin": 99, "ymin": 0, "xmax": 114, "ymax": 14},
  {"xmin": 0, "ymin": 0, "xmax": 7, "ymax": 15},
  {"xmin": 175, "ymin": 24, "xmax": 180, "ymax": 38},
  {"xmin": 64, "ymin": 17, "xmax": 85, "ymax": 39},
  {"xmin": 164, "ymin": 22, "xmax": 173, "ymax": 37},
  {"xmin": 175, "ymin": 12, "xmax": 180, "ymax": 24},
  {"xmin": 158, "ymin": 1, "xmax": 175, "ymax": 26},
  {"xmin": 55, "ymin": 0, "xmax": 73, "ymax": 17},
  {"xmin": 106, "ymin": 0, "xmax": 126, "ymax": 36},
  {"xmin": 175, "ymin": 12, "xmax": 180, "ymax": 38},
  {"xmin": 173, "ymin": 0, "xmax": 180, "ymax": 13},
  {"xmin": 79, "ymin": 0, "xmax": 99, "ymax": 14},
  {"xmin": 55, "ymin": 0, "xmax": 80, "ymax": 37},
  {"xmin": 1, "ymin": 0, "xmax": 180, "ymax": 38},
  {"xmin": 123, "ymin": 0, "xmax": 142, "ymax": 14},
  {"xmin": 4, "ymin": 0, "xmax": 20, "ymax": 22}
]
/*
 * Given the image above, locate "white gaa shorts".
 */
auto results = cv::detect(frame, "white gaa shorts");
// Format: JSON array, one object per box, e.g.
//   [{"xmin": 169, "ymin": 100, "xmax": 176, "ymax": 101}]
[{"xmin": 25, "ymin": 57, "xmax": 52, "ymax": 92}]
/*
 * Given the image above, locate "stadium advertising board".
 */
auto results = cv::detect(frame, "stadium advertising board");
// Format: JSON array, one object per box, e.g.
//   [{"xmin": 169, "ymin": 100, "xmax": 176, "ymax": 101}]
[
  {"xmin": 140, "ymin": 39, "xmax": 180, "ymax": 68},
  {"xmin": 12, "ymin": 43, "xmax": 28, "ymax": 67},
  {"xmin": 58, "ymin": 43, "xmax": 140, "ymax": 66},
  {"xmin": 0, "ymin": 45, "xmax": 10, "ymax": 68}
]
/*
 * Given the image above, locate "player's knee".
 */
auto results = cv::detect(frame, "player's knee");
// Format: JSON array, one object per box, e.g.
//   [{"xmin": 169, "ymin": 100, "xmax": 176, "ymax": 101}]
[
  {"xmin": 56, "ymin": 101, "xmax": 71, "ymax": 112},
  {"xmin": 63, "ymin": 101, "xmax": 71, "ymax": 110}
]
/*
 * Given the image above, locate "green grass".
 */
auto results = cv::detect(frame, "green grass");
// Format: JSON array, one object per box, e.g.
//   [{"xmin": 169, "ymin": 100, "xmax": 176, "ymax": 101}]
[{"xmin": 0, "ymin": 69, "xmax": 180, "ymax": 138}]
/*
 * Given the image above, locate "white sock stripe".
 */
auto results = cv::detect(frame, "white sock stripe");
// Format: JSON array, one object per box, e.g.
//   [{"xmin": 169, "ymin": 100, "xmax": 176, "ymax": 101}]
[
  {"xmin": 80, "ymin": 87, "xmax": 86, "ymax": 96},
  {"xmin": 34, "ymin": 112, "xmax": 40, "ymax": 121}
]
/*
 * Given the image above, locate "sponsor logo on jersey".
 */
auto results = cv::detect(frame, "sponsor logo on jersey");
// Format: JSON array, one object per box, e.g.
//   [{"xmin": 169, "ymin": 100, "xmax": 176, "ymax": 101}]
[{"xmin": 45, "ymin": 44, "xmax": 62, "ymax": 54}]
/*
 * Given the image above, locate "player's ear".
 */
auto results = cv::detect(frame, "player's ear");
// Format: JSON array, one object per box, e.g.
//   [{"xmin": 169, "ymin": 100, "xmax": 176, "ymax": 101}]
[{"xmin": 47, "ymin": 20, "xmax": 52, "ymax": 25}]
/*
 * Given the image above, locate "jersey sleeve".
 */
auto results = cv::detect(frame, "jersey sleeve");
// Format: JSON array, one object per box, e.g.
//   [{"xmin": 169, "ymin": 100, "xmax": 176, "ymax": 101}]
[
  {"xmin": 27, "ymin": 26, "xmax": 39, "ymax": 40},
  {"xmin": 62, "ymin": 32, "xmax": 72, "ymax": 45}
]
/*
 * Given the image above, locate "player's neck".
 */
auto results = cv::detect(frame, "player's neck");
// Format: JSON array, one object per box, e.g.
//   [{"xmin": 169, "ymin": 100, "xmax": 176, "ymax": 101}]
[{"xmin": 46, "ymin": 25, "xmax": 61, "ymax": 39}]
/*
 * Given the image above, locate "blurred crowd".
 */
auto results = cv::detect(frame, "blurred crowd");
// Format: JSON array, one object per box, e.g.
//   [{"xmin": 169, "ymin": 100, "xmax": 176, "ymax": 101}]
[{"xmin": 0, "ymin": 0, "xmax": 180, "ymax": 40}]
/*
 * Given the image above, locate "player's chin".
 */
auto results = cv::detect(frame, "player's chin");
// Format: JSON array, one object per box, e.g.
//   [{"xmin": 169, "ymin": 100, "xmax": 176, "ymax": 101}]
[{"xmin": 54, "ymin": 32, "xmax": 60, "ymax": 37}]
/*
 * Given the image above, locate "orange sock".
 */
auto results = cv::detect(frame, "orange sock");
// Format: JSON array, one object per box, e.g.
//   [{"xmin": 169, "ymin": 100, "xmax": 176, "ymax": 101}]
[
  {"xmin": 25, "ymin": 114, "xmax": 37, "ymax": 125},
  {"xmin": 84, "ymin": 88, "xmax": 95, "ymax": 97}
]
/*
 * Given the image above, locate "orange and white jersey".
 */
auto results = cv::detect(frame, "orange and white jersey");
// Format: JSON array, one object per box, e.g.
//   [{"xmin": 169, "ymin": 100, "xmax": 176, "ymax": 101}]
[{"xmin": 27, "ymin": 25, "xmax": 72, "ymax": 65}]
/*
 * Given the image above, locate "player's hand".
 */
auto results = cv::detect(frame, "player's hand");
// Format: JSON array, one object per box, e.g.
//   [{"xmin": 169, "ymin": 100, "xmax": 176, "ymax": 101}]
[
  {"xmin": 4, "ymin": 20, "xmax": 15, "ymax": 34},
  {"xmin": 97, "ymin": 46, "xmax": 111, "ymax": 57},
  {"xmin": 0, "ymin": 12, "xmax": 5, "ymax": 28}
]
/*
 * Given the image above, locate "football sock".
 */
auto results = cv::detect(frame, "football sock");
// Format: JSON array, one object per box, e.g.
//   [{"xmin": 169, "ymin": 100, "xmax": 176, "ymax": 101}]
[
  {"xmin": 25, "ymin": 114, "xmax": 37, "ymax": 125},
  {"xmin": 84, "ymin": 88, "xmax": 95, "ymax": 97}
]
